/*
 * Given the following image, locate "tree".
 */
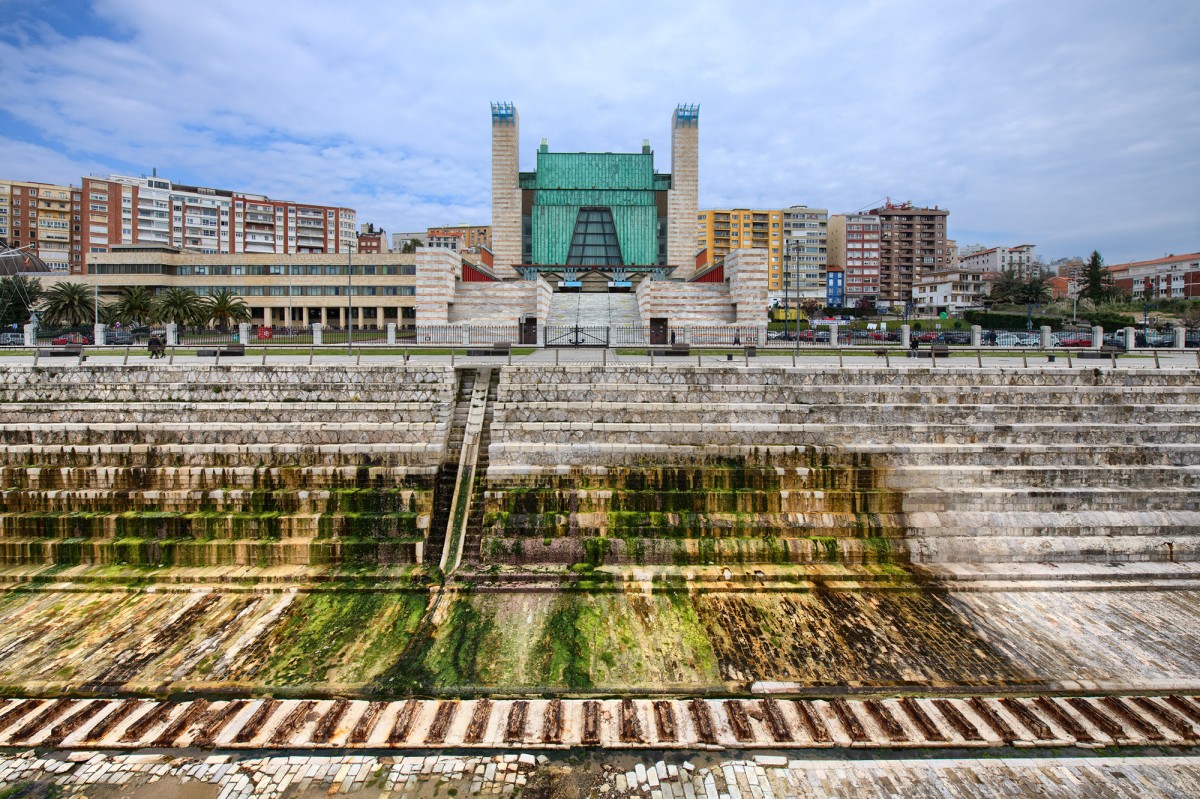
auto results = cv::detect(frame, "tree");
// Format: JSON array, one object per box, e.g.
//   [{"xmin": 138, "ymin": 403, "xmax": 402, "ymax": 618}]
[
  {"xmin": 800, "ymin": 298, "xmax": 821, "ymax": 319},
  {"xmin": 153, "ymin": 287, "xmax": 206, "ymax": 327},
  {"xmin": 1182, "ymin": 303, "xmax": 1200, "ymax": 328},
  {"xmin": 400, "ymin": 238, "xmax": 422, "ymax": 254},
  {"xmin": 987, "ymin": 268, "xmax": 1024, "ymax": 306},
  {"xmin": 854, "ymin": 297, "xmax": 875, "ymax": 314},
  {"xmin": 1079, "ymin": 250, "xmax": 1117, "ymax": 304},
  {"xmin": 39, "ymin": 281, "xmax": 94, "ymax": 327},
  {"xmin": 203, "ymin": 289, "xmax": 251, "ymax": 329},
  {"xmin": 113, "ymin": 286, "xmax": 156, "ymax": 326},
  {"xmin": 0, "ymin": 275, "xmax": 42, "ymax": 327}
]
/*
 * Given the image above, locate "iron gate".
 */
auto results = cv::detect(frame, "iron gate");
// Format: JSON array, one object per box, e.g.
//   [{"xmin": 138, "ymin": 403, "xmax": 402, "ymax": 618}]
[{"xmin": 545, "ymin": 325, "xmax": 610, "ymax": 347}]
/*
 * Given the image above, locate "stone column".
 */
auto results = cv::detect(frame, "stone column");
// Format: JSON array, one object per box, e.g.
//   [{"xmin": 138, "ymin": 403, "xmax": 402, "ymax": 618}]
[
  {"xmin": 900, "ymin": 324, "xmax": 911, "ymax": 349},
  {"xmin": 1091, "ymin": 326, "xmax": 1104, "ymax": 348},
  {"xmin": 338, "ymin": 307, "xmax": 345, "ymax": 329},
  {"xmin": 970, "ymin": 325, "xmax": 982, "ymax": 346},
  {"xmin": 667, "ymin": 104, "xmax": 700, "ymax": 279},
  {"xmin": 829, "ymin": 324, "xmax": 838, "ymax": 347},
  {"xmin": 23, "ymin": 323, "xmax": 34, "ymax": 347},
  {"xmin": 321, "ymin": 307, "xmax": 329, "ymax": 327},
  {"xmin": 238, "ymin": 322, "xmax": 250, "ymax": 344},
  {"xmin": 1123, "ymin": 326, "xmax": 1137, "ymax": 350},
  {"xmin": 166, "ymin": 323, "xmax": 178, "ymax": 346},
  {"xmin": 283, "ymin": 307, "xmax": 292, "ymax": 329},
  {"xmin": 1040, "ymin": 325, "xmax": 1052, "ymax": 350},
  {"xmin": 387, "ymin": 323, "xmax": 396, "ymax": 345},
  {"xmin": 263, "ymin": 307, "xmax": 273, "ymax": 328},
  {"xmin": 301, "ymin": 307, "xmax": 310, "ymax": 327},
  {"xmin": 93, "ymin": 323, "xmax": 106, "ymax": 346},
  {"xmin": 357, "ymin": 306, "xmax": 364, "ymax": 329},
  {"xmin": 312, "ymin": 323, "xmax": 323, "ymax": 346},
  {"xmin": 377, "ymin": 306, "xmax": 385, "ymax": 330},
  {"xmin": 1173, "ymin": 326, "xmax": 1186, "ymax": 350},
  {"xmin": 490, "ymin": 102, "xmax": 522, "ymax": 278}
]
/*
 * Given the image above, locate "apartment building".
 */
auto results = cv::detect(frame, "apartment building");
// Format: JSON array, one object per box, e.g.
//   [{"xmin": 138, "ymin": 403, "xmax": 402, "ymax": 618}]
[
  {"xmin": 958, "ymin": 243, "xmax": 1037, "ymax": 277},
  {"xmin": 868, "ymin": 201, "xmax": 949, "ymax": 304},
  {"xmin": 911, "ymin": 268, "xmax": 991, "ymax": 314},
  {"xmin": 781, "ymin": 205, "xmax": 828, "ymax": 301},
  {"xmin": 827, "ymin": 212, "xmax": 881, "ymax": 304},
  {"xmin": 696, "ymin": 209, "xmax": 784, "ymax": 284},
  {"xmin": 426, "ymin": 224, "xmax": 490, "ymax": 252},
  {"xmin": 79, "ymin": 174, "xmax": 356, "ymax": 273},
  {"xmin": 1109, "ymin": 252, "xmax": 1200, "ymax": 300},
  {"xmin": 0, "ymin": 180, "xmax": 78, "ymax": 272},
  {"xmin": 358, "ymin": 223, "xmax": 387, "ymax": 253}
]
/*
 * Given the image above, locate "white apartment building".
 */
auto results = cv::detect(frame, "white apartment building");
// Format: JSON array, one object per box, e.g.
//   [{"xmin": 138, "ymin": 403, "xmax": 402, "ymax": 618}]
[
  {"xmin": 958, "ymin": 243, "xmax": 1036, "ymax": 276},
  {"xmin": 781, "ymin": 205, "xmax": 828, "ymax": 301},
  {"xmin": 912, "ymin": 268, "xmax": 991, "ymax": 314},
  {"xmin": 827, "ymin": 213, "xmax": 881, "ymax": 304}
]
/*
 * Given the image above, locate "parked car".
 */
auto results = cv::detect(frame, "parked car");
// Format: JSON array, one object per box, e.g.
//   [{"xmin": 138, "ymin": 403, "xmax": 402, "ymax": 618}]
[
  {"xmin": 0, "ymin": 332, "xmax": 24, "ymax": 346},
  {"xmin": 108, "ymin": 329, "xmax": 135, "ymax": 345},
  {"xmin": 1053, "ymin": 332, "xmax": 1092, "ymax": 347},
  {"xmin": 51, "ymin": 332, "xmax": 92, "ymax": 345},
  {"xmin": 992, "ymin": 332, "xmax": 1039, "ymax": 347}
]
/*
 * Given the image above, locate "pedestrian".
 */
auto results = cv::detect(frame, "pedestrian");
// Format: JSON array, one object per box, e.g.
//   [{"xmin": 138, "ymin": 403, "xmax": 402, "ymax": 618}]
[
  {"xmin": 908, "ymin": 337, "xmax": 919, "ymax": 358},
  {"xmin": 670, "ymin": 330, "xmax": 676, "ymax": 345}
]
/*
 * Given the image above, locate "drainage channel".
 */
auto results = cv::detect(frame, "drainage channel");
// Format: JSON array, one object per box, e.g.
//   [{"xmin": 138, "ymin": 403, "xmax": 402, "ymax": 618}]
[{"xmin": 0, "ymin": 694, "xmax": 1197, "ymax": 751}]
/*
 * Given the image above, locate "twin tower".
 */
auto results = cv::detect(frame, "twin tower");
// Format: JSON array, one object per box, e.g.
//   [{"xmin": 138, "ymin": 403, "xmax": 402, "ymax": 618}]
[{"xmin": 489, "ymin": 103, "xmax": 700, "ymax": 281}]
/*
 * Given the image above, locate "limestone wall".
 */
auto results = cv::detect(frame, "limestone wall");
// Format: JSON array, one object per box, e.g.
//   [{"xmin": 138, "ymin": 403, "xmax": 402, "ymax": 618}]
[
  {"xmin": 414, "ymin": 248, "xmax": 459, "ymax": 324},
  {"xmin": 667, "ymin": 109, "xmax": 699, "ymax": 279},
  {"xmin": 636, "ymin": 280, "xmax": 735, "ymax": 325},
  {"xmin": 490, "ymin": 108, "xmax": 522, "ymax": 278},
  {"xmin": 450, "ymin": 280, "xmax": 543, "ymax": 325}
]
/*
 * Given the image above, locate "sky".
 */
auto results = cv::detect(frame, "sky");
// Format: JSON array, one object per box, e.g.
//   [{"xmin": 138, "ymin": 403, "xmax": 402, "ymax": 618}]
[{"xmin": 0, "ymin": 0, "xmax": 1197, "ymax": 263}]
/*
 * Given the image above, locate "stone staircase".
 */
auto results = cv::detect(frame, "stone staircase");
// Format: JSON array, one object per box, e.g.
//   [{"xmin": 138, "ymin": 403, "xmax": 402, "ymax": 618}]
[
  {"xmin": 480, "ymin": 366, "xmax": 1200, "ymax": 567},
  {"xmin": 546, "ymin": 292, "xmax": 642, "ymax": 328},
  {"xmin": 0, "ymin": 365, "xmax": 459, "ymax": 569}
]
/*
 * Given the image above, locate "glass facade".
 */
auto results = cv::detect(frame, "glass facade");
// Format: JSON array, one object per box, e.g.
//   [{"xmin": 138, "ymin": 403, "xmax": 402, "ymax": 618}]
[{"xmin": 567, "ymin": 208, "xmax": 623, "ymax": 265}]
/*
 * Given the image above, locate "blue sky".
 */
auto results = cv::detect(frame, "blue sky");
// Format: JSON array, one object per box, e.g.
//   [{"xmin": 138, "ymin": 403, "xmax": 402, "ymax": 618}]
[{"xmin": 1, "ymin": 0, "xmax": 1197, "ymax": 263}]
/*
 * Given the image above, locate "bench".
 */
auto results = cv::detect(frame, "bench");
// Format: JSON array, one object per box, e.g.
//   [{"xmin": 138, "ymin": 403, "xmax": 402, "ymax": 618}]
[
  {"xmin": 466, "ymin": 342, "xmax": 511, "ymax": 357},
  {"xmin": 1078, "ymin": 345, "xmax": 1123, "ymax": 360},
  {"xmin": 912, "ymin": 344, "xmax": 950, "ymax": 358},
  {"xmin": 37, "ymin": 345, "xmax": 86, "ymax": 360},
  {"xmin": 650, "ymin": 343, "xmax": 691, "ymax": 356},
  {"xmin": 196, "ymin": 344, "xmax": 246, "ymax": 357}
]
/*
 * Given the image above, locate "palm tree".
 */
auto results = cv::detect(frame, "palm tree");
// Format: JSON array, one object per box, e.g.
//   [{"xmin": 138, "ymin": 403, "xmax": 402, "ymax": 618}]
[
  {"xmin": 39, "ymin": 281, "xmax": 94, "ymax": 327},
  {"xmin": 153, "ymin": 287, "xmax": 206, "ymax": 327},
  {"xmin": 113, "ymin": 286, "xmax": 156, "ymax": 326},
  {"xmin": 203, "ymin": 289, "xmax": 251, "ymax": 330},
  {"xmin": 0, "ymin": 275, "xmax": 42, "ymax": 327}
]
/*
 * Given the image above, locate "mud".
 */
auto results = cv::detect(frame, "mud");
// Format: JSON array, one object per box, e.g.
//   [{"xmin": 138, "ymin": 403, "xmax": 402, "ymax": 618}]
[
  {"xmin": 1033, "ymin": 697, "xmax": 1090, "ymax": 742},
  {"xmin": 266, "ymin": 700, "xmax": 316, "ymax": 746},
  {"xmin": 310, "ymin": 698, "xmax": 350, "ymax": 744},
  {"xmin": 793, "ymin": 699, "xmax": 830, "ymax": 743},
  {"xmin": 188, "ymin": 700, "xmax": 248, "ymax": 748},
  {"xmin": 1066, "ymin": 697, "xmax": 1123, "ymax": 740},
  {"xmin": 120, "ymin": 701, "xmax": 178, "ymax": 743},
  {"xmin": 1166, "ymin": 695, "xmax": 1200, "ymax": 725},
  {"xmin": 152, "ymin": 699, "xmax": 210, "ymax": 747},
  {"xmin": 424, "ymin": 700, "xmax": 457, "ymax": 744},
  {"xmin": 687, "ymin": 699, "xmax": 716, "ymax": 745},
  {"xmin": 618, "ymin": 698, "xmax": 643, "ymax": 743},
  {"xmin": 505, "ymin": 700, "xmax": 528, "ymax": 743},
  {"xmin": 464, "ymin": 698, "xmax": 492, "ymax": 743},
  {"xmin": 540, "ymin": 699, "xmax": 561, "ymax": 744},
  {"xmin": 1132, "ymin": 697, "xmax": 1196, "ymax": 740},
  {"xmin": 348, "ymin": 701, "xmax": 386, "ymax": 745},
  {"xmin": 10, "ymin": 698, "xmax": 71, "ymax": 742},
  {"xmin": 760, "ymin": 698, "xmax": 791, "ymax": 742},
  {"xmin": 387, "ymin": 699, "xmax": 419, "ymax": 745},
  {"xmin": 83, "ymin": 699, "xmax": 140, "ymax": 742},
  {"xmin": 862, "ymin": 699, "xmax": 905, "ymax": 742},
  {"xmin": 968, "ymin": 697, "xmax": 1016, "ymax": 740},
  {"xmin": 0, "ymin": 699, "xmax": 44, "ymax": 735},
  {"xmin": 724, "ymin": 700, "xmax": 753, "ymax": 742},
  {"xmin": 829, "ymin": 699, "xmax": 868, "ymax": 742},
  {"xmin": 582, "ymin": 700, "xmax": 600, "ymax": 745},
  {"xmin": 935, "ymin": 699, "xmax": 984, "ymax": 741},
  {"xmin": 233, "ymin": 699, "xmax": 279, "ymax": 743},
  {"xmin": 898, "ymin": 698, "xmax": 944, "ymax": 742},
  {"xmin": 42, "ymin": 699, "xmax": 107, "ymax": 746},
  {"xmin": 652, "ymin": 700, "xmax": 677, "ymax": 742},
  {"xmin": 1000, "ymin": 699, "xmax": 1053, "ymax": 740}
]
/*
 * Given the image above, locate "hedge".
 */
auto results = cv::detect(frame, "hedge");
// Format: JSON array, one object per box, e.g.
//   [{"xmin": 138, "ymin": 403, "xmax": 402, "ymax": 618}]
[{"xmin": 963, "ymin": 310, "xmax": 1064, "ymax": 331}]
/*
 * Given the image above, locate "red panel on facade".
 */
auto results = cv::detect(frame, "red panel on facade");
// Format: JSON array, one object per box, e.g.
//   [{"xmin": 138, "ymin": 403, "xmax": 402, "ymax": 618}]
[
  {"xmin": 691, "ymin": 263, "xmax": 724, "ymax": 283},
  {"xmin": 463, "ymin": 262, "xmax": 498, "ymax": 282}
]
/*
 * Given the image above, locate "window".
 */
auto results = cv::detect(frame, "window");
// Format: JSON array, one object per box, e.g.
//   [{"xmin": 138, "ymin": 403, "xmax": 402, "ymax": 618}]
[{"xmin": 566, "ymin": 207, "xmax": 623, "ymax": 265}]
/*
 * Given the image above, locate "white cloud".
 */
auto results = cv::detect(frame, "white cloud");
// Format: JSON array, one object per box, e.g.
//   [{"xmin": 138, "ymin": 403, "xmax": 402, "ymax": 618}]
[{"xmin": 0, "ymin": 0, "xmax": 1196, "ymax": 260}]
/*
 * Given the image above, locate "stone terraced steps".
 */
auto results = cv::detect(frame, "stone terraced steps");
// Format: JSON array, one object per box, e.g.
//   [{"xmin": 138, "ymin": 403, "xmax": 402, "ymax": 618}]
[
  {"xmin": 0, "ymin": 694, "xmax": 1198, "ymax": 751},
  {"xmin": 475, "ymin": 365, "xmax": 1200, "ymax": 566}
]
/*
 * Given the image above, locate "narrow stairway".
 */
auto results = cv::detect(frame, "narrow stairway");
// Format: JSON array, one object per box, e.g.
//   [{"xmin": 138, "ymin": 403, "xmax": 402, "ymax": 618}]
[
  {"xmin": 424, "ymin": 368, "xmax": 475, "ymax": 567},
  {"xmin": 460, "ymin": 370, "xmax": 500, "ymax": 566}
]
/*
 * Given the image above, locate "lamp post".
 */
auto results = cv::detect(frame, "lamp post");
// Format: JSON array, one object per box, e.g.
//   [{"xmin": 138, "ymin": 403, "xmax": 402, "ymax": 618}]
[
  {"xmin": 347, "ymin": 245, "xmax": 353, "ymax": 355},
  {"xmin": 0, "ymin": 243, "xmax": 37, "ymax": 333}
]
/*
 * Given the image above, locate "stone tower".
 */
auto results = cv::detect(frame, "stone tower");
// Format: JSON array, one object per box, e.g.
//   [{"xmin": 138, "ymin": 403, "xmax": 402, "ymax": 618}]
[
  {"xmin": 489, "ymin": 102, "xmax": 521, "ymax": 279},
  {"xmin": 667, "ymin": 104, "xmax": 699, "ymax": 280}
]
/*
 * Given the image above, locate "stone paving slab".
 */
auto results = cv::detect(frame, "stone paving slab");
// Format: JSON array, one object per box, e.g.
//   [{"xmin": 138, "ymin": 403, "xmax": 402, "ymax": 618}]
[
  {"xmin": 2, "ymin": 695, "xmax": 1198, "ymax": 751},
  {"xmin": 2, "ymin": 749, "xmax": 1200, "ymax": 798}
]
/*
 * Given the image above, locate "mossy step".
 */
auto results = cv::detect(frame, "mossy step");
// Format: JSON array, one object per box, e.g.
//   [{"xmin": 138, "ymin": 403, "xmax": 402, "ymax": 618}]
[
  {"xmin": 0, "ymin": 465, "xmax": 437, "ymax": 491},
  {"xmin": 0, "ymin": 511, "xmax": 425, "ymax": 540},
  {"xmin": 478, "ymin": 535, "xmax": 905, "ymax": 566},
  {"xmin": 484, "ymin": 488, "xmax": 902, "ymax": 515},
  {"xmin": 0, "ymin": 488, "xmax": 430, "ymax": 515}
]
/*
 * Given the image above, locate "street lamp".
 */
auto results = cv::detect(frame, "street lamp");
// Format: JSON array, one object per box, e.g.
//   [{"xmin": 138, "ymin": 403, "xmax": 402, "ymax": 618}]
[{"xmin": 347, "ymin": 245, "xmax": 353, "ymax": 355}]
